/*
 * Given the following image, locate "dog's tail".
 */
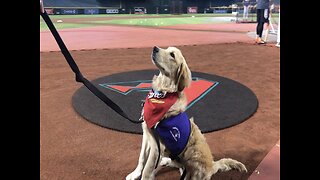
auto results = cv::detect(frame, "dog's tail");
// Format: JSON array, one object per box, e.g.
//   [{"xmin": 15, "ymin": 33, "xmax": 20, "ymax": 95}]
[{"xmin": 212, "ymin": 158, "xmax": 247, "ymax": 175}]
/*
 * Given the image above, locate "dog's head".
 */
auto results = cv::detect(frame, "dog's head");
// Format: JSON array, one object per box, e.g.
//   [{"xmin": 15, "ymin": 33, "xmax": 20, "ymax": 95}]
[{"xmin": 151, "ymin": 46, "xmax": 191, "ymax": 92}]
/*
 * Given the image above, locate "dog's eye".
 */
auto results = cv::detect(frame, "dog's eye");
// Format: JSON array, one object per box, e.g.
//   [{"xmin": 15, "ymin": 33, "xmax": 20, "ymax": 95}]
[{"xmin": 170, "ymin": 52, "xmax": 175, "ymax": 59}]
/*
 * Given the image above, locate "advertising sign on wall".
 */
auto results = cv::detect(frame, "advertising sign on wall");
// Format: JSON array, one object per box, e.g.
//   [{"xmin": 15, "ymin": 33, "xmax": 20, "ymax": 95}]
[
  {"xmin": 106, "ymin": 8, "xmax": 119, "ymax": 14},
  {"xmin": 61, "ymin": 9, "xmax": 78, "ymax": 15},
  {"xmin": 84, "ymin": 9, "xmax": 99, "ymax": 14},
  {"xmin": 134, "ymin": 7, "xmax": 146, "ymax": 14},
  {"xmin": 187, "ymin": 7, "xmax": 198, "ymax": 13}
]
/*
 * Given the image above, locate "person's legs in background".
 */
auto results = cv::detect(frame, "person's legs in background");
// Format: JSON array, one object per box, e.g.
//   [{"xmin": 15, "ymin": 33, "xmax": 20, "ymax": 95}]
[
  {"xmin": 243, "ymin": 5, "xmax": 248, "ymax": 20},
  {"xmin": 276, "ymin": 10, "xmax": 280, "ymax": 47},
  {"xmin": 256, "ymin": 9, "xmax": 265, "ymax": 43}
]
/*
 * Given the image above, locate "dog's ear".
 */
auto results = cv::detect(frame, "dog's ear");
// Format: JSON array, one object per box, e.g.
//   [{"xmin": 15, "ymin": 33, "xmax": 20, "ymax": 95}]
[{"xmin": 175, "ymin": 62, "xmax": 191, "ymax": 92}]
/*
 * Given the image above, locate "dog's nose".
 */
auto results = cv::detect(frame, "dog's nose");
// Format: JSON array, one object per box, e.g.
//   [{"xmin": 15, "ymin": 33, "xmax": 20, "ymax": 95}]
[{"xmin": 153, "ymin": 46, "xmax": 159, "ymax": 53}]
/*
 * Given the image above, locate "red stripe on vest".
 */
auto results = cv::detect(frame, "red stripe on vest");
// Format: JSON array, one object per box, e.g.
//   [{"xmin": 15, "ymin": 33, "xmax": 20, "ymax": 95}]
[{"xmin": 143, "ymin": 90, "xmax": 178, "ymax": 129}]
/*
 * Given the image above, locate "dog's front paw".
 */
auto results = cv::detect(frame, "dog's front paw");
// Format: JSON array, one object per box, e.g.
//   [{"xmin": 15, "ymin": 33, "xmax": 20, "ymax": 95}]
[{"xmin": 126, "ymin": 170, "xmax": 141, "ymax": 180}]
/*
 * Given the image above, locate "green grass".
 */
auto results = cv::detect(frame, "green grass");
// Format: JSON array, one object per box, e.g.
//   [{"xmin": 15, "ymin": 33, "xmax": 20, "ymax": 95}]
[
  {"xmin": 40, "ymin": 21, "xmax": 96, "ymax": 31},
  {"xmin": 40, "ymin": 13, "xmax": 235, "ymax": 21},
  {"xmin": 94, "ymin": 16, "xmax": 233, "ymax": 26},
  {"xmin": 44, "ymin": 13, "xmax": 234, "ymax": 19},
  {"xmin": 40, "ymin": 14, "xmax": 236, "ymax": 30},
  {"xmin": 42, "ymin": 13, "xmax": 271, "ymax": 30}
]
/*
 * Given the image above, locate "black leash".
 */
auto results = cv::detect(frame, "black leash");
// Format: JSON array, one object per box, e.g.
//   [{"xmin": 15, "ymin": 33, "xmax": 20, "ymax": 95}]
[
  {"xmin": 170, "ymin": 153, "xmax": 187, "ymax": 180},
  {"xmin": 41, "ymin": 8, "xmax": 186, "ymax": 179},
  {"xmin": 40, "ymin": 10, "xmax": 143, "ymax": 124},
  {"xmin": 152, "ymin": 126, "xmax": 187, "ymax": 180},
  {"xmin": 151, "ymin": 128, "xmax": 161, "ymax": 169},
  {"xmin": 180, "ymin": 168, "xmax": 187, "ymax": 180}
]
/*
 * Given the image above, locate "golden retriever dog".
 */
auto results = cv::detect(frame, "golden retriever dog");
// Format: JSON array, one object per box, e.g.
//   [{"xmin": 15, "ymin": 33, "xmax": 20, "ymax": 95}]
[{"xmin": 126, "ymin": 46, "xmax": 247, "ymax": 180}]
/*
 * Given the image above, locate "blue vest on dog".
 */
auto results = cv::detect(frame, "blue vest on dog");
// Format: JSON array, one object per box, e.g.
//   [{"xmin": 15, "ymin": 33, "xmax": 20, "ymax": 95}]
[{"xmin": 155, "ymin": 112, "xmax": 191, "ymax": 158}]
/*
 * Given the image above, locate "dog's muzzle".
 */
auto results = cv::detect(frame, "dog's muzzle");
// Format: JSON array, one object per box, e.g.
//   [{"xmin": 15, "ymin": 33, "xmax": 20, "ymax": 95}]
[{"xmin": 153, "ymin": 46, "xmax": 159, "ymax": 53}]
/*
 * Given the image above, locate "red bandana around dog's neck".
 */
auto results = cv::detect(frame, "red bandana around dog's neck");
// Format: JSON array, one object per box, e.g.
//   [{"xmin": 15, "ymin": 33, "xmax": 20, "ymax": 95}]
[{"xmin": 143, "ymin": 90, "xmax": 179, "ymax": 129}]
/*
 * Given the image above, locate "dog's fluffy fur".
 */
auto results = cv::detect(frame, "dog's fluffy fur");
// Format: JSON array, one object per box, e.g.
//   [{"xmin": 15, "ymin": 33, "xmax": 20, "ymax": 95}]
[{"xmin": 126, "ymin": 46, "xmax": 247, "ymax": 180}]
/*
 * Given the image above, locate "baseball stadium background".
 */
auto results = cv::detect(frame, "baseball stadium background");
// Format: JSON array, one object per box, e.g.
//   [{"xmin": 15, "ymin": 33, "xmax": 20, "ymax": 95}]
[
  {"xmin": 40, "ymin": 0, "xmax": 280, "ymax": 179},
  {"xmin": 41, "ymin": 0, "xmax": 279, "ymax": 15}
]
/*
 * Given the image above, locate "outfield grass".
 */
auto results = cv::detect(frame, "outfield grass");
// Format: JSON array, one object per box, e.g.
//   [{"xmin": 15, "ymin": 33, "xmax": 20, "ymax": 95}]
[
  {"xmin": 93, "ymin": 16, "xmax": 232, "ymax": 26},
  {"xmin": 40, "ymin": 21, "xmax": 97, "ymax": 31},
  {"xmin": 43, "ymin": 13, "xmax": 234, "ymax": 19},
  {"xmin": 40, "ymin": 14, "xmax": 237, "ymax": 31},
  {"xmin": 40, "ymin": 13, "xmax": 279, "ymax": 31}
]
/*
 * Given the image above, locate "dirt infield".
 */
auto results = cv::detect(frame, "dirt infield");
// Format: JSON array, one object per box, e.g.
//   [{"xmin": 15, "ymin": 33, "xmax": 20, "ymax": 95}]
[
  {"xmin": 40, "ymin": 23, "xmax": 257, "ymax": 52},
  {"xmin": 40, "ymin": 43, "xmax": 279, "ymax": 180}
]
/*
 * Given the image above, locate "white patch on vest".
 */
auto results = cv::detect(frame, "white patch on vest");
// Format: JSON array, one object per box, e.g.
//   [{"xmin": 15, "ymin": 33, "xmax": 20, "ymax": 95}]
[
  {"xmin": 170, "ymin": 127, "xmax": 181, "ymax": 142},
  {"xmin": 148, "ymin": 91, "xmax": 167, "ymax": 99}
]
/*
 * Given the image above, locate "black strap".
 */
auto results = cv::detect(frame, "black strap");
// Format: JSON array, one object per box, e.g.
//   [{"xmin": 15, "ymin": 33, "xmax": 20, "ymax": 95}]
[
  {"xmin": 40, "ymin": 10, "xmax": 142, "ymax": 124},
  {"xmin": 169, "ymin": 151, "xmax": 187, "ymax": 180},
  {"xmin": 152, "ymin": 127, "xmax": 188, "ymax": 180},
  {"xmin": 180, "ymin": 168, "xmax": 187, "ymax": 180},
  {"xmin": 152, "ymin": 125, "xmax": 188, "ymax": 177}
]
